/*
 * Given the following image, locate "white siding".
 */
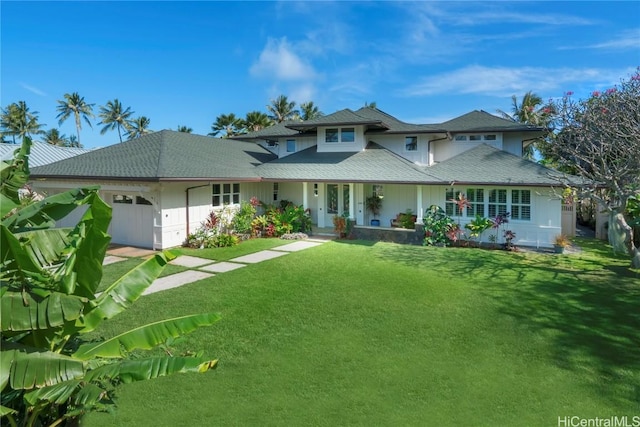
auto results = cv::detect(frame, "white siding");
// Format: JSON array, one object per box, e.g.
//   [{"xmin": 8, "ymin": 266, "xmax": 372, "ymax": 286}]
[
  {"xmin": 317, "ymin": 125, "xmax": 366, "ymax": 153},
  {"xmin": 365, "ymin": 134, "xmax": 431, "ymax": 165}
]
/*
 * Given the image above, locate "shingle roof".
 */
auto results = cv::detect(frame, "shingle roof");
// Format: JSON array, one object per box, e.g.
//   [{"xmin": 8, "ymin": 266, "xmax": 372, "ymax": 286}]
[
  {"xmin": 423, "ymin": 144, "xmax": 566, "ymax": 186},
  {"xmin": 0, "ymin": 141, "xmax": 90, "ymax": 167},
  {"xmin": 30, "ymin": 130, "xmax": 276, "ymax": 181},
  {"xmin": 354, "ymin": 107, "xmax": 442, "ymax": 134},
  {"xmin": 285, "ymin": 108, "xmax": 388, "ymax": 131},
  {"xmin": 257, "ymin": 144, "xmax": 437, "ymax": 183},
  {"xmin": 232, "ymin": 121, "xmax": 303, "ymax": 140},
  {"xmin": 437, "ymin": 110, "xmax": 543, "ymax": 133}
]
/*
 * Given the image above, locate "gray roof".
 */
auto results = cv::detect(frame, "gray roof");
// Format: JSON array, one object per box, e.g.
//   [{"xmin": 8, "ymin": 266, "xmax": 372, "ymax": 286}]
[
  {"xmin": 30, "ymin": 130, "xmax": 276, "ymax": 181},
  {"xmin": 437, "ymin": 110, "xmax": 544, "ymax": 133},
  {"xmin": 231, "ymin": 121, "xmax": 304, "ymax": 140},
  {"xmin": 424, "ymin": 144, "xmax": 566, "ymax": 186},
  {"xmin": 257, "ymin": 144, "xmax": 437, "ymax": 183},
  {"xmin": 285, "ymin": 108, "xmax": 388, "ymax": 131},
  {"xmin": 0, "ymin": 141, "xmax": 90, "ymax": 167}
]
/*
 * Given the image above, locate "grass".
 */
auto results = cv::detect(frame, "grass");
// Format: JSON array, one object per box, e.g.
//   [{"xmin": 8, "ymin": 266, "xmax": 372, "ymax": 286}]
[{"xmin": 87, "ymin": 238, "xmax": 639, "ymax": 426}]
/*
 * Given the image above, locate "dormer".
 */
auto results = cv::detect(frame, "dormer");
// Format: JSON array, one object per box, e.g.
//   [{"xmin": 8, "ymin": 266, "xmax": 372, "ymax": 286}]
[{"xmin": 286, "ymin": 108, "xmax": 389, "ymax": 153}]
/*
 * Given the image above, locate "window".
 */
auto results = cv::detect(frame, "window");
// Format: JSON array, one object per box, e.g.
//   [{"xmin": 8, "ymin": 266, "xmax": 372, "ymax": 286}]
[
  {"xmin": 445, "ymin": 188, "xmax": 462, "ymax": 217},
  {"xmin": 342, "ymin": 184, "xmax": 350, "ymax": 215},
  {"xmin": 326, "ymin": 127, "xmax": 355, "ymax": 143},
  {"xmin": 466, "ymin": 188, "xmax": 485, "ymax": 217},
  {"xmin": 488, "ymin": 189, "xmax": 508, "ymax": 218},
  {"xmin": 327, "ymin": 184, "xmax": 338, "ymax": 214},
  {"xmin": 373, "ymin": 184, "xmax": 384, "ymax": 198},
  {"xmin": 273, "ymin": 182, "xmax": 279, "ymax": 201},
  {"xmin": 405, "ymin": 136, "xmax": 417, "ymax": 151},
  {"xmin": 113, "ymin": 194, "xmax": 132, "ymax": 204},
  {"xmin": 454, "ymin": 134, "xmax": 499, "ymax": 142},
  {"xmin": 136, "ymin": 196, "xmax": 153, "ymax": 205},
  {"xmin": 341, "ymin": 128, "xmax": 355, "ymax": 142},
  {"xmin": 286, "ymin": 139, "xmax": 295, "ymax": 152},
  {"xmin": 511, "ymin": 190, "xmax": 531, "ymax": 220},
  {"xmin": 213, "ymin": 183, "xmax": 240, "ymax": 207},
  {"xmin": 326, "ymin": 128, "xmax": 339, "ymax": 143},
  {"xmin": 266, "ymin": 140, "xmax": 277, "ymax": 147}
]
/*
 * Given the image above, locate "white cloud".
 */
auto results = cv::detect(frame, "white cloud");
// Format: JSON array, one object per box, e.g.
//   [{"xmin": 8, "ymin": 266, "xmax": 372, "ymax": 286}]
[
  {"xmin": 576, "ymin": 29, "xmax": 640, "ymax": 51},
  {"xmin": 250, "ymin": 38, "xmax": 317, "ymax": 81},
  {"xmin": 402, "ymin": 65, "xmax": 634, "ymax": 97},
  {"xmin": 19, "ymin": 82, "xmax": 47, "ymax": 96}
]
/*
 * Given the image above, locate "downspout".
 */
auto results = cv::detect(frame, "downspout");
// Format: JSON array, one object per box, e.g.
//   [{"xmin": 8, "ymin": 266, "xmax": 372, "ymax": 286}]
[{"xmin": 185, "ymin": 184, "xmax": 211, "ymax": 236}]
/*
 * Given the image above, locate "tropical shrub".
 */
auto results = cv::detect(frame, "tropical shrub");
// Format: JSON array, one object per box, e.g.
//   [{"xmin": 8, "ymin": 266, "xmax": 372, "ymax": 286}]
[
  {"xmin": 232, "ymin": 200, "xmax": 257, "ymax": 234},
  {"xmin": 399, "ymin": 209, "xmax": 416, "ymax": 229},
  {"xmin": 464, "ymin": 215, "xmax": 493, "ymax": 244},
  {"xmin": 1, "ymin": 138, "xmax": 220, "ymax": 426},
  {"xmin": 423, "ymin": 205, "xmax": 456, "ymax": 246}
]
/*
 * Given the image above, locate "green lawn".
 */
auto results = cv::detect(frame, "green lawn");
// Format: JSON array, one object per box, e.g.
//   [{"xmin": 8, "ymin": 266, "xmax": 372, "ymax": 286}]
[{"xmin": 86, "ymin": 238, "xmax": 639, "ymax": 426}]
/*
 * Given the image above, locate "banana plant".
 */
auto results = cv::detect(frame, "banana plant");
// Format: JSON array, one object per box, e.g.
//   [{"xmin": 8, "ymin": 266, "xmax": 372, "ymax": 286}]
[{"xmin": 1, "ymin": 138, "xmax": 220, "ymax": 426}]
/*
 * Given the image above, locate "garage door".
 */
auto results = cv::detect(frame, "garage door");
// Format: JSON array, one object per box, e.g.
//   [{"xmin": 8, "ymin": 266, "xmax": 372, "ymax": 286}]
[{"xmin": 107, "ymin": 193, "xmax": 154, "ymax": 248}]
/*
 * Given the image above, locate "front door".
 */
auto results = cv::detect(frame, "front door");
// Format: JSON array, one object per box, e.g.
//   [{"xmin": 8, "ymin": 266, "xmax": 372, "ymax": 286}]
[{"xmin": 324, "ymin": 183, "xmax": 350, "ymax": 225}]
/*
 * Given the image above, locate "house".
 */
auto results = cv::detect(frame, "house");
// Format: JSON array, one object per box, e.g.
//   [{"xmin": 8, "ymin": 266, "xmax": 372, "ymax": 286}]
[
  {"xmin": 0, "ymin": 141, "xmax": 90, "ymax": 167},
  {"xmin": 30, "ymin": 107, "xmax": 571, "ymax": 249}
]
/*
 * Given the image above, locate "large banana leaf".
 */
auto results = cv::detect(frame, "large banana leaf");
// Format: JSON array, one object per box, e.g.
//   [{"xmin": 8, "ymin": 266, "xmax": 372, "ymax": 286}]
[
  {"xmin": 0, "ymin": 224, "xmax": 49, "ymax": 288},
  {"xmin": 80, "ymin": 252, "xmax": 176, "ymax": 333},
  {"xmin": 2, "ymin": 186, "xmax": 101, "ymax": 233},
  {"xmin": 0, "ymin": 137, "xmax": 30, "ymax": 219},
  {"xmin": 74, "ymin": 312, "xmax": 221, "ymax": 359},
  {"xmin": 1, "ymin": 344, "xmax": 85, "ymax": 390},
  {"xmin": 84, "ymin": 356, "xmax": 218, "ymax": 383},
  {"xmin": 1, "ymin": 290, "xmax": 87, "ymax": 332}
]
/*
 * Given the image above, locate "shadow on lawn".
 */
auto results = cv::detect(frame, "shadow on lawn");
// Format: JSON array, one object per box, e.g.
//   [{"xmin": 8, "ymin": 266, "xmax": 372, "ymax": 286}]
[{"xmin": 370, "ymin": 239, "xmax": 640, "ymax": 407}]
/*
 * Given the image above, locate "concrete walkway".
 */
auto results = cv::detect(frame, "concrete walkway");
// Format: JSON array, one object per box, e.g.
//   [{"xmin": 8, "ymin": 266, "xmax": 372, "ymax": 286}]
[{"xmin": 104, "ymin": 239, "xmax": 329, "ymax": 295}]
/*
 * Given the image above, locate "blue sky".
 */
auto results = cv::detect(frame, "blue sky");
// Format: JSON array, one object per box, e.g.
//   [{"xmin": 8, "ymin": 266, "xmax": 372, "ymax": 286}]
[{"xmin": 2, "ymin": 1, "xmax": 639, "ymax": 149}]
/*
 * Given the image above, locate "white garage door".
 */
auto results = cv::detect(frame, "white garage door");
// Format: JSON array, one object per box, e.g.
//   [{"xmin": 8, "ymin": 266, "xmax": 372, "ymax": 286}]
[{"xmin": 106, "ymin": 193, "xmax": 154, "ymax": 248}]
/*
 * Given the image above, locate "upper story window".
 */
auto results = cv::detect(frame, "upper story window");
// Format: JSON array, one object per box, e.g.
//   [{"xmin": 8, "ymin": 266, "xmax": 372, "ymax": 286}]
[
  {"xmin": 326, "ymin": 127, "xmax": 355, "ymax": 143},
  {"xmin": 286, "ymin": 139, "xmax": 295, "ymax": 152},
  {"xmin": 405, "ymin": 136, "xmax": 418, "ymax": 151},
  {"xmin": 454, "ymin": 134, "xmax": 498, "ymax": 142},
  {"xmin": 341, "ymin": 128, "xmax": 355, "ymax": 142}
]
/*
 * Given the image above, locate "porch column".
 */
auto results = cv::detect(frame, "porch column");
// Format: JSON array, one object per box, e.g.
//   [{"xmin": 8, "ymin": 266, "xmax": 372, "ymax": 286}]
[
  {"xmin": 302, "ymin": 182, "xmax": 309, "ymax": 210},
  {"xmin": 416, "ymin": 185, "xmax": 423, "ymax": 222},
  {"xmin": 349, "ymin": 183, "xmax": 355, "ymax": 221}
]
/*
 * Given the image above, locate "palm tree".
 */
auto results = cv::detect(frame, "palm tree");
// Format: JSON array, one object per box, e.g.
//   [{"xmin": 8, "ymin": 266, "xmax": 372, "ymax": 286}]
[
  {"xmin": 243, "ymin": 111, "xmax": 272, "ymax": 132},
  {"xmin": 56, "ymin": 92, "xmax": 94, "ymax": 145},
  {"xmin": 0, "ymin": 101, "xmax": 45, "ymax": 143},
  {"xmin": 126, "ymin": 116, "xmax": 152, "ymax": 140},
  {"xmin": 497, "ymin": 91, "xmax": 553, "ymax": 159},
  {"xmin": 66, "ymin": 134, "xmax": 82, "ymax": 148},
  {"xmin": 497, "ymin": 91, "xmax": 547, "ymax": 125},
  {"xmin": 98, "ymin": 99, "xmax": 134, "ymax": 143},
  {"xmin": 41, "ymin": 128, "xmax": 69, "ymax": 146},
  {"xmin": 209, "ymin": 113, "xmax": 243, "ymax": 138},
  {"xmin": 177, "ymin": 125, "xmax": 193, "ymax": 133},
  {"xmin": 266, "ymin": 95, "xmax": 298, "ymax": 123},
  {"xmin": 299, "ymin": 101, "xmax": 323, "ymax": 121}
]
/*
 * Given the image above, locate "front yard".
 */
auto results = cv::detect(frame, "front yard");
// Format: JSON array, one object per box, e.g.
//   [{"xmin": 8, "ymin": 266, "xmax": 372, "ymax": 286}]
[{"xmin": 85, "ymin": 238, "xmax": 639, "ymax": 426}]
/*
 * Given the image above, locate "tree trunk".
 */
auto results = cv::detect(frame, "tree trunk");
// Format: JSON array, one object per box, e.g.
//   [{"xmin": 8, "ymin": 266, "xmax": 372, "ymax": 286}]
[{"xmin": 610, "ymin": 212, "xmax": 640, "ymax": 269}]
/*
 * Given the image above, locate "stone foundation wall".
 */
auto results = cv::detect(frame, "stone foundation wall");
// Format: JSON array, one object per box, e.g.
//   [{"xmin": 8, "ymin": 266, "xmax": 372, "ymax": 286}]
[{"xmin": 352, "ymin": 224, "xmax": 425, "ymax": 245}]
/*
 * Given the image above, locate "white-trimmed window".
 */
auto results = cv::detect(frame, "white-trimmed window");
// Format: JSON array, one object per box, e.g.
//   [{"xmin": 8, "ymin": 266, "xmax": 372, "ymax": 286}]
[
  {"xmin": 511, "ymin": 190, "xmax": 531, "ymax": 220},
  {"xmin": 466, "ymin": 188, "xmax": 485, "ymax": 217},
  {"xmin": 454, "ymin": 134, "xmax": 498, "ymax": 142},
  {"xmin": 213, "ymin": 183, "xmax": 240, "ymax": 206},
  {"xmin": 326, "ymin": 127, "xmax": 355, "ymax": 143},
  {"xmin": 136, "ymin": 196, "xmax": 153, "ymax": 206},
  {"xmin": 405, "ymin": 136, "xmax": 417, "ymax": 151},
  {"xmin": 113, "ymin": 194, "xmax": 133, "ymax": 204},
  {"xmin": 341, "ymin": 128, "xmax": 355, "ymax": 142},
  {"xmin": 273, "ymin": 182, "xmax": 279, "ymax": 201},
  {"xmin": 488, "ymin": 189, "xmax": 508, "ymax": 218},
  {"xmin": 286, "ymin": 139, "xmax": 295, "ymax": 152},
  {"xmin": 445, "ymin": 188, "xmax": 462, "ymax": 217}
]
